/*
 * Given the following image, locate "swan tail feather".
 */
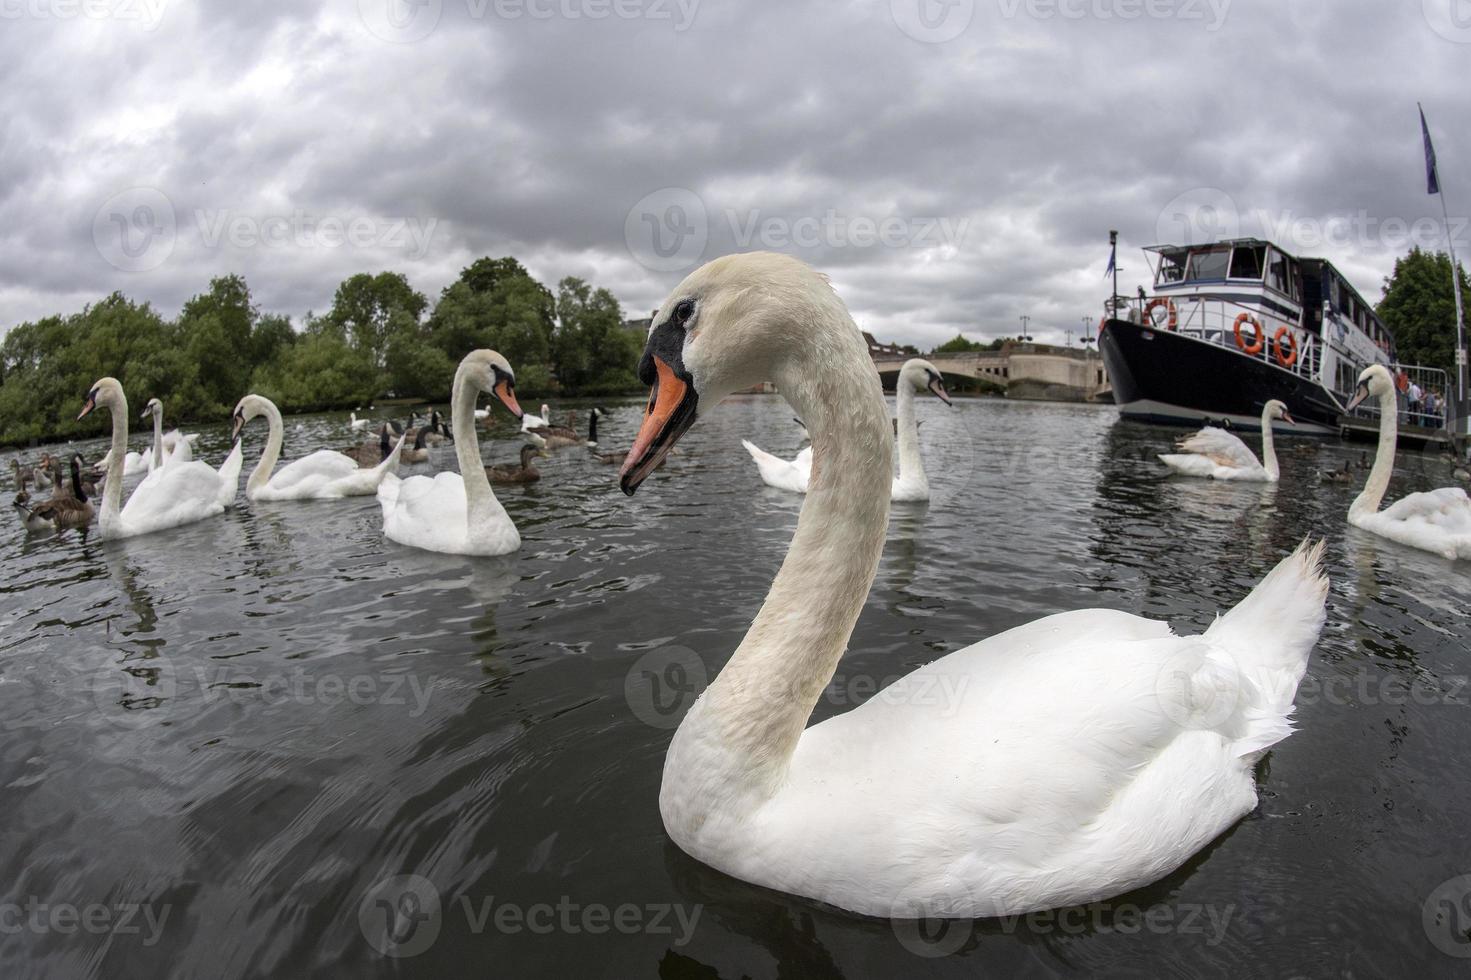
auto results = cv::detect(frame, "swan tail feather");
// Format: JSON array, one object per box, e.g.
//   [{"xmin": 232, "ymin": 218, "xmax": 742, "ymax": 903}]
[
  {"xmin": 373, "ymin": 434, "xmax": 407, "ymax": 481},
  {"xmin": 1204, "ymin": 539, "xmax": 1329, "ymax": 757}
]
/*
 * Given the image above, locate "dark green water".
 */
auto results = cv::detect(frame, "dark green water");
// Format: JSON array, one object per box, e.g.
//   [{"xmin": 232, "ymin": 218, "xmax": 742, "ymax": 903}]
[{"xmin": 1, "ymin": 397, "xmax": 1469, "ymax": 979}]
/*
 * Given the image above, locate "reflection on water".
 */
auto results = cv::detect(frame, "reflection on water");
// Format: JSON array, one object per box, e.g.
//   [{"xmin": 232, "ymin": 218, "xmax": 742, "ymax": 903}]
[{"xmin": 1, "ymin": 398, "xmax": 1468, "ymax": 978}]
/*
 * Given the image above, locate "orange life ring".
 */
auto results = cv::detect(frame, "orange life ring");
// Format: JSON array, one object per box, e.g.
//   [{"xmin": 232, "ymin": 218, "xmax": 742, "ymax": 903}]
[
  {"xmin": 1396, "ymin": 370, "xmax": 1409, "ymax": 393},
  {"xmin": 1273, "ymin": 327, "xmax": 1298, "ymax": 367},
  {"xmin": 1144, "ymin": 297, "xmax": 1177, "ymax": 330},
  {"xmin": 1234, "ymin": 313, "xmax": 1265, "ymax": 355}
]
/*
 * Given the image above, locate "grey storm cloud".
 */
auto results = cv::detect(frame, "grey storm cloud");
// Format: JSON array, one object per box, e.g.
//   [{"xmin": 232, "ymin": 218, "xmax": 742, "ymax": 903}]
[{"xmin": 0, "ymin": 0, "xmax": 1465, "ymax": 350}]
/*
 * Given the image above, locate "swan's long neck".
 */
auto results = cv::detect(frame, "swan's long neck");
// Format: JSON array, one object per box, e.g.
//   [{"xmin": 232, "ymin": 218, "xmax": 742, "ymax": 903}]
[
  {"xmin": 247, "ymin": 401, "xmax": 285, "ymax": 496},
  {"xmin": 451, "ymin": 370, "xmax": 501, "ymax": 525},
  {"xmin": 895, "ymin": 377, "xmax": 925, "ymax": 488},
  {"xmin": 1259, "ymin": 404, "xmax": 1280, "ymax": 481},
  {"xmin": 668, "ymin": 309, "xmax": 893, "ymax": 811},
  {"xmin": 150, "ymin": 407, "xmax": 163, "ymax": 468},
  {"xmin": 1351, "ymin": 388, "xmax": 1398, "ymax": 520},
  {"xmin": 101, "ymin": 396, "xmax": 128, "ymax": 533}
]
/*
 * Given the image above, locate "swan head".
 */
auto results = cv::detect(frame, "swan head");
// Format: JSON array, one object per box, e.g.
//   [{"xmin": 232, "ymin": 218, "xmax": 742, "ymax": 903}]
[
  {"xmin": 77, "ymin": 377, "xmax": 125, "ymax": 421},
  {"xmin": 140, "ymin": 397, "xmax": 162, "ymax": 421},
  {"xmin": 621, "ymin": 252, "xmax": 842, "ymax": 493},
  {"xmin": 1263, "ymin": 399, "xmax": 1295, "ymax": 425},
  {"xmin": 458, "ymin": 349, "xmax": 525, "ymax": 420},
  {"xmin": 1345, "ymin": 363, "xmax": 1395, "ymax": 412},
  {"xmin": 230, "ymin": 393, "xmax": 279, "ymax": 440},
  {"xmin": 899, "ymin": 358, "xmax": 952, "ymax": 405}
]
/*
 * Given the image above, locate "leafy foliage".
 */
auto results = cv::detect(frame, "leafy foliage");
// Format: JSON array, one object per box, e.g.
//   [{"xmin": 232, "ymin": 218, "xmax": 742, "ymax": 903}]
[
  {"xmin": 0, "ymin": 258, "xmax": 640, "ymax": 446},
  {"xmin": 1377, "ymin": 247, "xmax": 1470, "ymax": 376}
]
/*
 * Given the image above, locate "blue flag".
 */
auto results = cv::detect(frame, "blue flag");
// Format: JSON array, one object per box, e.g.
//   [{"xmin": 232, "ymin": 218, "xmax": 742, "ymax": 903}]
[
  {"xmin": 1104, "ymin": 244, "xmax": 1116, "ymax": 278},
  {"xmin": 1420, "ymin": 104, "xmax": 1440, "ymax": 196}
]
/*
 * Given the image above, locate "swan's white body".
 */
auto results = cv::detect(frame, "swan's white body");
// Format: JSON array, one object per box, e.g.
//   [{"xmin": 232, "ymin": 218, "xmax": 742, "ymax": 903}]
[
  {"xmin": 518, "ymin": 403, "xmax": 553, "ymax": 446},
  {"xmin": 84, "ymin": 380, "xmax": 241, "ymax": 540},
  {"xmin": 742, "ymin": 358, "xmax": 946, "ymax": 500},
  {"xmin": 628, "ymin": 252, "xmax": 1330, "ymax": 919},
  {"xmin": 377, "ymin": 351, "xmax": 523, "ymax": 557},
  {"xmin": 234, "ymin": 395, "xmax": 403, "ymax": 501},
  {"xmin": 1347, "ymin": 365, "xmax": 1471, "ymax": 560},
  {"xmin": 350, "ymin": 411, "xmax": 369, "ymax": 432},
  {"xmin": 1159, "ymin": 401, "xmax": 1291, "ymax": 482}
]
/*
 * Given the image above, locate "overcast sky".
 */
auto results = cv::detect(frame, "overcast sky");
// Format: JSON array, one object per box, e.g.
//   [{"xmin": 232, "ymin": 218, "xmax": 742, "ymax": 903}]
[{"xmin": 1, "ymin": 0, "xmax": 1466, "ymax": 350}]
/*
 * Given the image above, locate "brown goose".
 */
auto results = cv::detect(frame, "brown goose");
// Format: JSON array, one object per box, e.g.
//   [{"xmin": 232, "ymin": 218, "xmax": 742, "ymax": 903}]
[
  {"xmin": 486, "ymin": 444, "xmax": 547, "ymax": 484},
  {"xmin": 340, "ymin": 425, "xmax": 394, "ymax": 467},
  {"xmin": 528, "ymin": 408, "xmax": 605, "ymax": 450},
  {"xmin": 15, "ymin": 455, "xmax": 95, "ymax": 531}
]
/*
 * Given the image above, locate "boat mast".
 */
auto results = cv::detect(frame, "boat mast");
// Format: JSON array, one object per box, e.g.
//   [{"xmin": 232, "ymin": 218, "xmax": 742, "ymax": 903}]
[{"xmin": 1422, "ymin": 103, "xmax": 1468, "ymax": 435}]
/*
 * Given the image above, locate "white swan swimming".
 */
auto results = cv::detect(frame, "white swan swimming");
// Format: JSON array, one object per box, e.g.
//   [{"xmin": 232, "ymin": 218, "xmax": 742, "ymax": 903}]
[
  {"xmin": 1158, "ymin": 400, "xmax": 1294, "ymax": 482},
  {"xmin": 80, "ymin": 378, "xmax": 242, "ymax": 540},
  {"xmin": 350, "ymin": 410, "xmax": 369, "ymax": 432},
  {"xmin": 1344, "ymin": 364, "xmax": 1470, "ymax": 560},
  {"xmin": 232, "ymin": 394, "xmax": 404, "ymax": 501},
  {"xmin": 742, "ymin": 357, "xmax": 950, "ymax": 500},
  {"xmin": 616, "ymin": 252, "xmax": 1329, "ymax": 919},
  {"xmin": 376, "ymin": 350, "xmax": 526, "ymax": 557},
  {"xmin": 140, "ymin": 398, "xmax": 197, "ymax": 471}
]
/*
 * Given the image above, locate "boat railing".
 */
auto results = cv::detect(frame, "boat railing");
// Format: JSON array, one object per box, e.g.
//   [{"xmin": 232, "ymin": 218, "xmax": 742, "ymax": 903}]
[
  {"xmin": 1114, "ymin": 295, "xmax": 1323, "ymax": 382},
  {"xmin": 1336, "ymin": 363, "xmax": 1454, "ymax": 433}
]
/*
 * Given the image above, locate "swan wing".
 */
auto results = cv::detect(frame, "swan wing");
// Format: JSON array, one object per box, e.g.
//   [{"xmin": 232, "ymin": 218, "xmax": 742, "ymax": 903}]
[
  {"xmin": 1360, "ymin": 487, "xmax": 1471, "ymax": 559},
  {"xmin": 118, "ymin": 460, "xmax": 227, "ymax": 534},
  {"xmin": 214, "ymin": 442, "xmax": 244, "ymax": 508},
  {"xmin": 741, "ymin": 440, "xmax": 810, "ymax": 494},
  {"xmin": 1176, "ymin": 427, "xmax": 1257, "ymax": 469},
  {"xmin": 382, "ymin": 472, "xmax": 474, "ymax": 554},
  {"xmin": 268, "ymin": 449, "xmax": 361, "ymax": 492}
]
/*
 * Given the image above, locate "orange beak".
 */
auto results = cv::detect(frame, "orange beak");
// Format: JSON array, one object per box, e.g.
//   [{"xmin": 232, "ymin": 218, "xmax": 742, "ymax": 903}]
[
  {"xmin": 493, "ymin": 378, "xmax": 524, "ymax": 419},
  {"xmin": 620, "ymin": 356, "xmax": 698, "ymax": 495},
  {"xmin": 77, "ymin": 397, "xmax": 96, "ymax": 421}
]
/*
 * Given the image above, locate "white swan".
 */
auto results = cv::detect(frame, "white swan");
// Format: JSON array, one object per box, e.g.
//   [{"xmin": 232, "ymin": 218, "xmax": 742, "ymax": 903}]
[
  {"xmin": 518, "ymin": 402, "xmax": 553, "ymax": 445},
  {"xmin": 1344, "ymin": 364, "xmax": 1471, "ymax": 560},
  {"xmin": 140, "ymin": 398, "xmax": 197, "ymax": 471},
  {"xmin": 1158, "ymin": 400, "xmax": 1294, "ymax": 482},
  {"xmin": 79, "ymin": 378, "xmax": 242, "ymax": 539},
  {"xmin": 617, "ymin": 252, "xmax": 1329, "ymax": 919},
  {"xmin": 232, "ymin": 394, "xmax": 404, "ymax": 501},
  {"xmin": 376, "ymin": 350, "xmax": 526, "ymax": 556},
  {"xmin": 350, "ymin": 411, "xmax": 369, "ymax": 432},
  {"xmin": 742, "ymin": 358, "xmax": 950, "ymax": 499}
]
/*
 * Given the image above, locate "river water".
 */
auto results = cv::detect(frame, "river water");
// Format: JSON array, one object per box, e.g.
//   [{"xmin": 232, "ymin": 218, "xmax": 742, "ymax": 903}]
[{"xmin": 1, "ymin": 396, "xmax": 1468, "ymax": 978}]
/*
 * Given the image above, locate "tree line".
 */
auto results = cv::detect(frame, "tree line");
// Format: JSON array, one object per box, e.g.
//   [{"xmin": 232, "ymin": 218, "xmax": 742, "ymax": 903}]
[{"xmin": 0, "ymin": 257, "xmax": 645, "ymax": 446}]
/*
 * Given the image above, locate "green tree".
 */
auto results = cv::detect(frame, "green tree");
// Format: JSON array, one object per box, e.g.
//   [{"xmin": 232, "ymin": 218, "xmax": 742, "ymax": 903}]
[
  {"xmin": 324, "ymin": 272, "xmax": 427, "ymax": 369},
  {"xmin": 1377, "ymin": 247, "xmax": 1470, "ymax": 374},
  {"xmin": 933, "ymin": 333, "xmax": 985, "ymax": 354},
  {"xmin": 552, "ymin": 276, "xmax": 640, "ymax": 394}
]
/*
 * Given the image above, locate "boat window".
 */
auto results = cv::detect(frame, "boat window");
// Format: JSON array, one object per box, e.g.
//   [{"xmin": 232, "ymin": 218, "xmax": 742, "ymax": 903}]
[
  {"xmin": 1185, "ymin": 248, "xmax": 1230, "ymax": 281},
  {"xmin": 1156, "ymin": 252, "xmax": 1186, "ymax": 285},
  {"xmin": 1228, "ymin": 245, "xmax": 1264, "ymax": 280},
  {"xmin": 1267, "ymin": 249, "xmax": 1290, "ymax": 294}
]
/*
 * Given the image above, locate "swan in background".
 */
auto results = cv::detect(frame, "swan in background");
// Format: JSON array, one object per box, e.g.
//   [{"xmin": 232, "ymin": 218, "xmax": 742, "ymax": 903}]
[
  {"xmin": 527, "ymin": 408, "xmax": 605, "ymax": 450},
  {"xmin": 518, "ymin": 402, "xmax": 553, "ymax": 444},
  {"xmin": 140, "ymin": 398, "xmax": 198, "ymax": 471},
  {"xmin": 1159, "ymin": 400, "xmax": 1294, "ymax": 482},
  {"xmin": 350, "ymin": 410, "xmax": 369, "ymax": 432},
  {"xmin": 377, "ymin": 350, "xmax": 526, "ymax": 556},
  {"xmin": 742, "ymin": 358, "xmax": 950, "ymax": 499},
  {"xmin": 233, "ymin": 394, "xmax": 404, "ymax": 501},
  {"xmin": 617, "ymin": 251, "xmax": 1329, "ymax": 918},
  {"xmin": 79, "ymin": 378, "xmax": 240, "ymax": 539},
  {"xmin": 1344, "ymin": 364, "xmax": 1471, "ymax": 560}
]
